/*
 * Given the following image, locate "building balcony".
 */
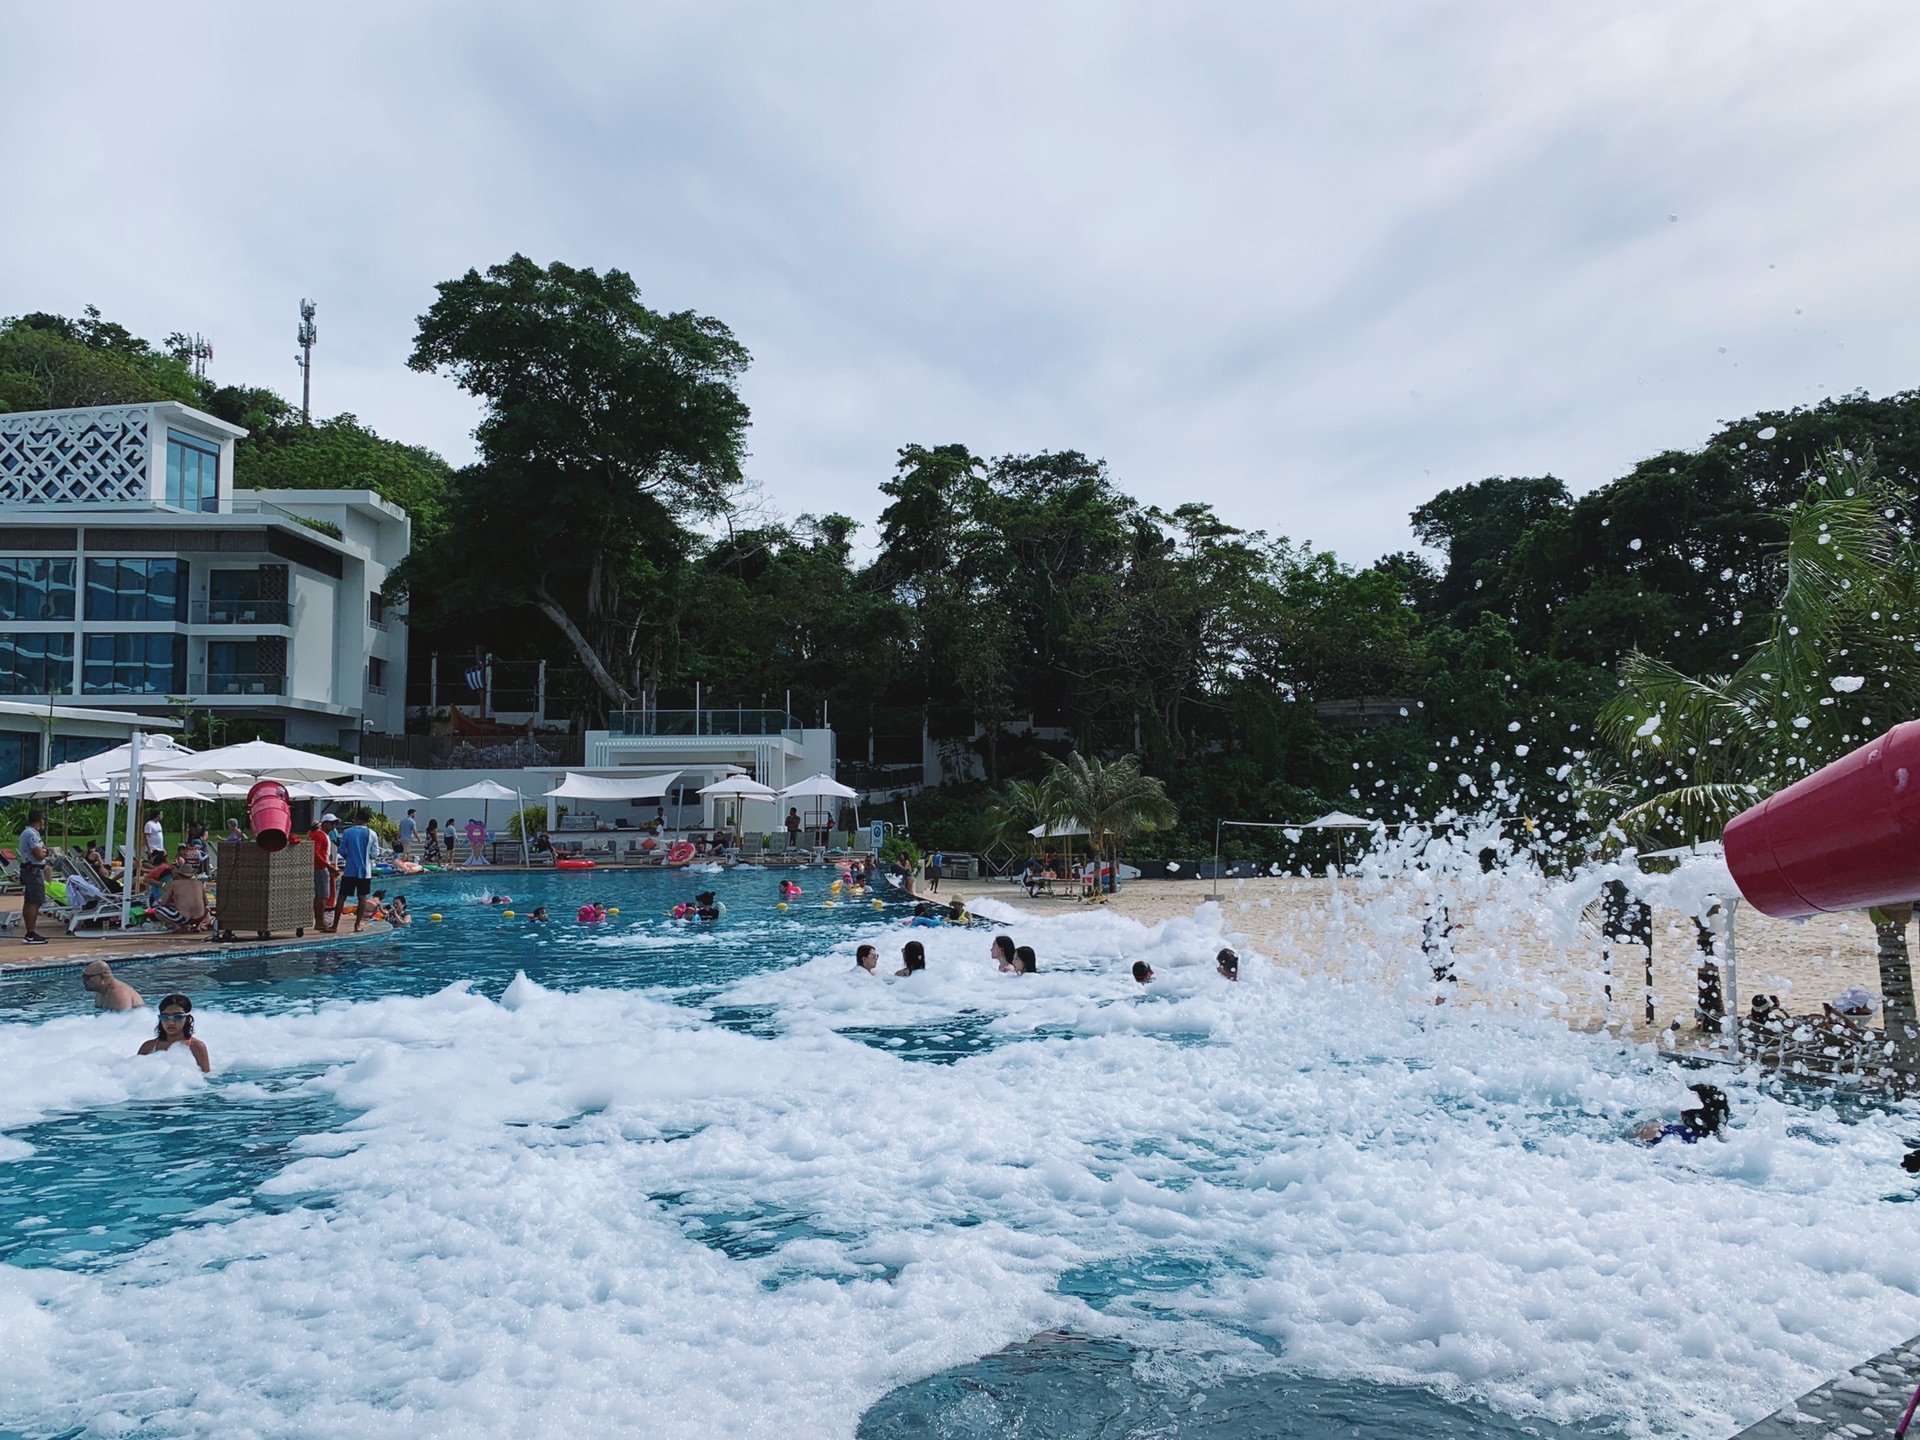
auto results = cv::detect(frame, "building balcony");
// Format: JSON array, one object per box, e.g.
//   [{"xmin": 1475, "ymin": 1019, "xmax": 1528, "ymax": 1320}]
[
  {"xmin": 188, "ymin": 672, "xmax": 287, "ymax": 697},
  {"xmin": 189, "ymin": 599, "xmax": 292, "ymax": 626}
]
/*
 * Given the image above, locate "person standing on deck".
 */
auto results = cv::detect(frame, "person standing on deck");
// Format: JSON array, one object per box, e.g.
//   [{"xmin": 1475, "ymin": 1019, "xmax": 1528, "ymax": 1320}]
[
  {"xmin": 785, "ymin": 807, "xmax": 802, "ymax": 850},
  {"xmin": 311, "ymin": 812, "xmax": 341, "ymax": 933},
  {"xmin": 143, "ymin": 811, "xmax": 165, "ymax": 865},
  {"xmin": 399, "ymin": 809, "xmax": 418, "ymax": 857},
  {"xmin": 17, "ymin": 807, "xmax": 50, "ymax": 945}
]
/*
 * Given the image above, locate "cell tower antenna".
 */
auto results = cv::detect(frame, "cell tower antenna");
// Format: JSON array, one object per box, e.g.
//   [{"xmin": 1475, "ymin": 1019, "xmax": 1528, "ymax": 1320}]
[
  {"xmin": 186, "ymin": 334, "xmax": 213, "ymax": 381},
  {"xmin": 294, "ymin": 299, "xmax": 317, "ymax": 424}
]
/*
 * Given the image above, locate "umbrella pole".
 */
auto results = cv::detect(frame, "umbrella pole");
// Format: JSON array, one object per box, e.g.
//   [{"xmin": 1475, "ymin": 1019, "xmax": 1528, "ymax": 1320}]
[{"xmin": 119, "ymin": 733, "xmax": 144, "ymax": 929}]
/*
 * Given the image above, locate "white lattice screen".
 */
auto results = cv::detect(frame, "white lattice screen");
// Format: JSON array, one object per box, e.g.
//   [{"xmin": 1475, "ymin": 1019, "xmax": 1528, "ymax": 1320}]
[{"xmin": 0, "ymin": 406, "xmax": 151, "ymax": 505}]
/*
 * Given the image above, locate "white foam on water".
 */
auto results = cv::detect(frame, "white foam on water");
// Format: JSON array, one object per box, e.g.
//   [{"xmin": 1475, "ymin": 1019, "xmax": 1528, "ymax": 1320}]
[{"xmin": 4, "ymin": 845, "xmax": 1919, "ymax": 1439}]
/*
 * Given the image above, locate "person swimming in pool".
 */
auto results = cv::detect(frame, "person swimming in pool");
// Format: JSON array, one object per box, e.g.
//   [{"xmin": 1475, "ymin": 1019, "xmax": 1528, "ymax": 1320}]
[
  {"xmin": 387, "ymin": 895, "xmax": 412, "ymax": 926},
  {"xmin": 137, "ymin": 994, "xmax": 210, "ymax": 1073},
  {"xmin": 1132, "ymin": 961, "xmax": 1153, "ymax": 984},
  {"xmin": 855, "ymin": 943, "xmax": 878, "ymax": 974},
  {"xmin": 897, "ymin": 940, "xmax": 925, "ymax": 976},
  {"xmin": 529, "ymin": 906, "xmax": 550, "ymax": 922},
  {"xmin": 1632, "ymin": 1083, "xmax": 1729, "ymax": 1144},
  {"xmin": 990, "ymin": 935, "xmax": 1018, "ymax": 972},
  {"xmin": 1015, "ymin": 945, "xmax": 1038, "ymax": 974}
]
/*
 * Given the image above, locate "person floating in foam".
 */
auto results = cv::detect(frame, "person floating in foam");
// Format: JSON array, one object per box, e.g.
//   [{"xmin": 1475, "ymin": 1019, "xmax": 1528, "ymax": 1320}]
[{"xmin": 1633, "ymin": 1083, "xmax": 1729, "ymax": 1145}]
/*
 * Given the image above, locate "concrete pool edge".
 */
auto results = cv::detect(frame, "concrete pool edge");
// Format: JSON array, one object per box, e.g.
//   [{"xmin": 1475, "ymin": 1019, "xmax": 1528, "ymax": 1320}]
[
  {"xmin": 0, "ymin": 919, "xmax": 397, "ymax": 975},
  {"xmin": 1731, "ymin": 1332, "xmax": 1920, "ymax": 1440}
]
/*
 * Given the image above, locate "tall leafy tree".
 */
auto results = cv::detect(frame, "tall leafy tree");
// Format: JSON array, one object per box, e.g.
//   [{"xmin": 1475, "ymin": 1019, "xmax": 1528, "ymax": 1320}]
[{"xmin": 406, "ymin": 255, "xmax": 751, "ymax": 709}]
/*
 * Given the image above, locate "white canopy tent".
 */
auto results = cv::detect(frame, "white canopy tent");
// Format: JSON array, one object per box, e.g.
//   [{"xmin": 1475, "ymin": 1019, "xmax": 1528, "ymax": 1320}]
[{"xmin": 780, "ymin": 772, "xmax": 861, "ymax": 839}]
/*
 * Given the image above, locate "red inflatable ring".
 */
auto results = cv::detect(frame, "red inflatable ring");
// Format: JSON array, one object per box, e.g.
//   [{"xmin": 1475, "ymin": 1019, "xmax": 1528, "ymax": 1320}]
[
  {"xmin": 666, "ymin": 842, "xmax": 696, "ymax": 865},
  {"xmin": 555, "ymin": 857, "xmax": 596, "ymax": 870}
]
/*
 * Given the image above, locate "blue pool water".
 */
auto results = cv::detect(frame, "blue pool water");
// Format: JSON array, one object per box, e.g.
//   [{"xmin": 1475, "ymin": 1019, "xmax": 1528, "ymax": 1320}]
[{"xmin": 6, "ymin": 861, "xmax": 1916, "ymax": 1438}]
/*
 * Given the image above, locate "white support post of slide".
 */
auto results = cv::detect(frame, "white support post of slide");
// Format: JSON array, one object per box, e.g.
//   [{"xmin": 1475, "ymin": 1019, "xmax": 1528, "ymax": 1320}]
[{"xmin": 1722, "ymin": 897, "xmax": 1741, "ymax": 1057}]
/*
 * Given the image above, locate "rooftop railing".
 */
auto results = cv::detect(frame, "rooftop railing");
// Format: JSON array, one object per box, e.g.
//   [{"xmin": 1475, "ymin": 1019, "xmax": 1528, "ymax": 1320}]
[
  {"xmin": 188, "ymin": 672, "xmax": 287, "ymax": 696},
  {"xmin": 607, "ymin": 709, "xmax": 800, "ymax": 737}
]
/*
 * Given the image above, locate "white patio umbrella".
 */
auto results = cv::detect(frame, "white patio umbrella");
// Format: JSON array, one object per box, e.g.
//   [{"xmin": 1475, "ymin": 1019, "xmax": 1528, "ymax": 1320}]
[
  {"xmin": 1303, "ymin": 810, "xmax": 1374, "ymax": 877},
  {"xmin": 438, "ymin": 778, "xmax": 524, "ymax": 860},
  {"xmin": 780, "ymin": 772, "xmax": 861, "ymax": 838},
  {"xmin": 699, "ymin": 775, "xmax": 777, "ymax": 837},
  {"xmin": 147, "ymin": 739, "xmax": 396, "ymax": 784}
]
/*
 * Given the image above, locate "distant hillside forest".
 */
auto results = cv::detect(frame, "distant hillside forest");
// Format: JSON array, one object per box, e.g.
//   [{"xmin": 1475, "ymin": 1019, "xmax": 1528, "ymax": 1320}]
[{"xmin": 8, "ymin": 278, "xmax": 1919, "ymax": 860}]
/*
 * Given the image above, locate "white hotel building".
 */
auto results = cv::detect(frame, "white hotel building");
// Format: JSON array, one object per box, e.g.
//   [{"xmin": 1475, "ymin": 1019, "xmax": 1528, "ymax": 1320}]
[{"xmin": 0, "ymin": 400, "xmax": 408, "ymax": 781}]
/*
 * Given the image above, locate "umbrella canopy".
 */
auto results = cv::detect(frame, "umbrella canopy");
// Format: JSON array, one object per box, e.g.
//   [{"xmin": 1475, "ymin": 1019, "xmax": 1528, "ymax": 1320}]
[
  {"xmin": 698, "ymin": 776, "xmax": 777, "ymax": 800},
  {"xmin": 437, "ymin": 779, "xmax": 523, "ymax": 802},
  {"xmin": 0, "ymin": 736, "xmax": 198, "ymax": 798},
  {"xmin": 148, "ymin": 740, "xmax": 396, "ymax": 783},
  {"xmin": 779, "ymin": 773, "xmax": 859, "ymax": 800},
  {"xmin": 321, "ymin": 779, "xmax": 391, "ymax": 802},
  {"xmin": 1029, "ymin": 821, "xmax": 1090, "ymax": 838},
  {"xmin": 1304, "ymin": 811, "xmax": 1373, "ymax": 828},
  {"xmin": 369, "ymin": 781, "xmax": 429, "ymax": 803}
]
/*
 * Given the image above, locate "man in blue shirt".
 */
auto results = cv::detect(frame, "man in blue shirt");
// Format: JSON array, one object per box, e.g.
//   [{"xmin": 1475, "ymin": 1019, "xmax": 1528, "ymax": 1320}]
[
  {"xmin": 331, "ymin": 809, "xmax": 377, "ymax": 932},
  {"xmin": 398, "ymin": 809, "xmax": 418, "ymax": 857}
]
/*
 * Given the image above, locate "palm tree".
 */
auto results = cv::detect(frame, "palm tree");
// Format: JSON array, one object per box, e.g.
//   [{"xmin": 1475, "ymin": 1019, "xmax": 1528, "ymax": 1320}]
[
  {"xmin": 1044, "ymin": 751, "xmax": 1178, "ymax": 893},
  {"xmin": 1598, "ymin": 446, "xmax": 1920, "ymax": 1037}
]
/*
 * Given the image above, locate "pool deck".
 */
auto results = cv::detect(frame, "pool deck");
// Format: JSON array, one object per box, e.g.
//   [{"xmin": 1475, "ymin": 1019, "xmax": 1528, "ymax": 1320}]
[
  {"xmin": 0, "ymin": 896, "xmax": 396, "ymax": 974},
  {"xmin": 1733, "ymin": 1332, "xmax": 1920, "ymax": 1440}
]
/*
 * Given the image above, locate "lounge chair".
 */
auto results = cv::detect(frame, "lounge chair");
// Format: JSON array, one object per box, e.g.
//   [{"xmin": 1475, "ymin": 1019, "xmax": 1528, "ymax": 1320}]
[
  {"xmin": 45, "ymin": 854, "xmax": 126, "ymax": 935},
  {"xmin": 0, "ymin": 848, "xmax": 21, "ymax": 896}
]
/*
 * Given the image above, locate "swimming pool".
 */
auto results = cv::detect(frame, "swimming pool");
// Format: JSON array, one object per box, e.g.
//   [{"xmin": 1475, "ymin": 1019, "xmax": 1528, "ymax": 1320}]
[{"xmin": 3, "ymin": 864, "xmax": 1918, "ymax": 1438}]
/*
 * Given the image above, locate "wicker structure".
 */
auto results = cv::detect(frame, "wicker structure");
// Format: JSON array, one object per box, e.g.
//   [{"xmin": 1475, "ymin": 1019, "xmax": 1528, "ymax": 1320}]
[{"xmin": 215, "ymin": 839, "xmax": 312, "ymax": 939}]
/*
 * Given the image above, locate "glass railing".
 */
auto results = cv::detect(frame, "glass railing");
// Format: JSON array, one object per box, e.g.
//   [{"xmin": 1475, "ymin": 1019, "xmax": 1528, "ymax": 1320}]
[
  {"xmin": 189, "ymin": 599, "xmax": 291, "ymax": 625},
  {"xmin": 188, "ymin": 672, "xmax": 287, "ymax": 696},
  {"xmin": 607, "ymin": 709, "xmax": 801, "ymax": 737}
]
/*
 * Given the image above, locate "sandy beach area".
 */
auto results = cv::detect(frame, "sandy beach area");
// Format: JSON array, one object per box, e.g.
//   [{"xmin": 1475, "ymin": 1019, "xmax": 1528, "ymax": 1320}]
[{"xmin": 948, "ymin": 874, "xmax": 1886, "ymax": 1047}]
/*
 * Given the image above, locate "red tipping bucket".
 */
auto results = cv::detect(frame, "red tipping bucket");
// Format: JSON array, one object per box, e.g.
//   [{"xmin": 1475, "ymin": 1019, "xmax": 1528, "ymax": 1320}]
[
  {"xmin": 247, "ymin": 780, "xmax": 293, "ymax": 852},
  {"xmin": 1723, "ymin": 720, "xmax": 1920, "ymax": 918}
]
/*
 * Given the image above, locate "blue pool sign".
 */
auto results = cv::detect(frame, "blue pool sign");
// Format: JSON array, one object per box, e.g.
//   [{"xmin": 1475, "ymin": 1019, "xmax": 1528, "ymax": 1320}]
[{"xmin": 871, "ymin": 820, "xmax": 886, "ymax": 854}]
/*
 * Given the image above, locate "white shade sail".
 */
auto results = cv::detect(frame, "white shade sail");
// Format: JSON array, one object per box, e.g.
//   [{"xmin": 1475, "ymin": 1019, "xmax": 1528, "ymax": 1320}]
[
  {"xmin": 437, "ymin": 779, "xmax": 523, "ymax": 802},
  {"xmin": 779, "ymin": 773, "xmax": 860, "ymax": 801},
  {"xmin": 543, "ymin": 771, "xmax": 681, "ymax": 801},
  {"xmin": 698, "ymin": 776, "xmax": 778, "ymax": 801}
]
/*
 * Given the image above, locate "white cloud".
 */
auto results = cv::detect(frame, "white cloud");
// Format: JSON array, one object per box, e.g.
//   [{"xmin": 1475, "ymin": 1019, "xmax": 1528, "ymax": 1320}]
[{"xmin": 4, "ymin": 1, "xmax": 1917, "ymax": 562}]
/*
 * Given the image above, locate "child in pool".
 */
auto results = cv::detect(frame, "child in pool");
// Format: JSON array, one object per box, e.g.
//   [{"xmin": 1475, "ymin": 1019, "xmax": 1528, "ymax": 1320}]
[
  {"xmin": 1132, "ymin": 961, "xmax": 1154, "ymax": 985},
  {"xmin": 138, "ymin": 994, "xmax": 210, "ymax": 1073},
  {"xmin": 528, "ymin": 906, "xmax": 549, "ymax": 923},
  {"xmin": 897, "ymin": 940, "xmax": 925, "ymax": 976},
  {"xmin": 780, "ymin": 878, "xmax": 803, "ymax": 899}
]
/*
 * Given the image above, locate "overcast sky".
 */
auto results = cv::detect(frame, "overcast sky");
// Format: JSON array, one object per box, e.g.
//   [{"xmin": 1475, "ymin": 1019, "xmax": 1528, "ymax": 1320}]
[{"xmin": 5, "ymin": 2, "xmax": 1917, "ymax": 562}]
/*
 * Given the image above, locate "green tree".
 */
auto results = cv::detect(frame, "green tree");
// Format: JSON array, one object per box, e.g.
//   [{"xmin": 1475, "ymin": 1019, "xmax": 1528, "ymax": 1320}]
[
  {"xmin": 0, "ymin": 307, "xmax": 200, "ymax": 412},
  {"xmin": 1597, "ymin": 447, "xmax": 1920, "ymax": 845},
  {"xmin": 405, "ymin": 255, "xmax": 751, "ymax": 710}
]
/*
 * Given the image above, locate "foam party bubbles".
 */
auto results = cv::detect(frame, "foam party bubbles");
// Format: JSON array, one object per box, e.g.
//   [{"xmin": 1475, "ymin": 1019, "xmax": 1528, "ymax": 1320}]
[{"xmin": 3, "ymin": 855, "xmax": 1919, "ymax": 1439}]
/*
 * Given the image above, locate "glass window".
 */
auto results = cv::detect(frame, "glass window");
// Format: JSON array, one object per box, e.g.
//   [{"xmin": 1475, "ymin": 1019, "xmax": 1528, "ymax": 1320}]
[
  {"xmin": 0, "ymin": 557, "xmax": 76, "ymax": 621},
  {"xmin": 166, "ymin": 430, "xmax": 221, "ymax": 512},
  {"xmin": 0, "ymin": 732, "xmax": 37, "ymax": 789},
  {"xmin": 0, "ymin": 633, "xmax": 75, "ymax": 695},
  {"xmin": 49, "ymin": 734, "xmax": 116, "ymax": 766},
  {"xmin": 207, "ymin": 640, "xmax": 259, "ymax": 678},
  {"xmin": 368, "ymin": 656, "xmax": 388, "ymax": 691},
  {"xmin": 209, "ymin": 569, "xmax": 261, "ymax": 603},
  {"xmin": 82, "ymin": 633, "xmax": 185, "ymax": 695},
  {"xmin": 85, "ymin": 558, "xmax": 185, "ymax": 621}
]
